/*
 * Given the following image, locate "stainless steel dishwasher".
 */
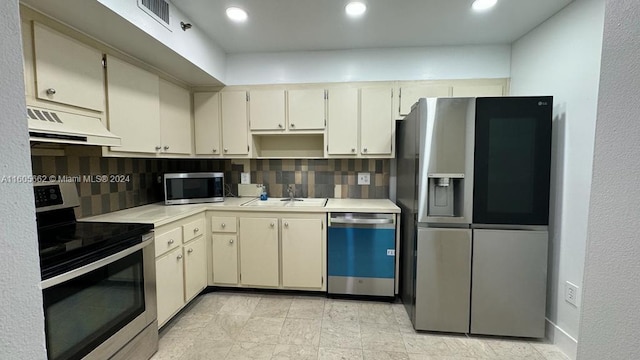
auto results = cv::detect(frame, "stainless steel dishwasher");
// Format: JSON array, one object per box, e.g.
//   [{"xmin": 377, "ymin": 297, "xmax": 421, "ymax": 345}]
[{"xmin": 327, "ymin": 213, "xmax": 396, "ymax": 297}]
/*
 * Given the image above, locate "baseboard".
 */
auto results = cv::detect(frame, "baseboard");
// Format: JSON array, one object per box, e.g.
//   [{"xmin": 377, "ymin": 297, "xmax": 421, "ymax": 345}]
[{"xmin": 545, "ymin": 318, "xmax": 578, "ymax": 359}]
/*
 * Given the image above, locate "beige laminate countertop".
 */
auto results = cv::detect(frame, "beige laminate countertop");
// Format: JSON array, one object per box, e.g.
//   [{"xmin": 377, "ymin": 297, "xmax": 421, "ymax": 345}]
[{"xmin": 80, "ymin": 198, "xmax": 399, "ymax": 227}]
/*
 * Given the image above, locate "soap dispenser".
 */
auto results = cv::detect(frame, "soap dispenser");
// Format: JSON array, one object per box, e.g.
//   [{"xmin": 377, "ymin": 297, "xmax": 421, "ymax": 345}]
[{"xmin": 260, "ymin": 185, "xmax": 268, "ymax": 200}]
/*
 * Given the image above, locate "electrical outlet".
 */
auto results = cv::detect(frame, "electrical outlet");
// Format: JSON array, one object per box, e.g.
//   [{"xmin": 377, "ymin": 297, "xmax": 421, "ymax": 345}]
[
  {"xmin": 565, "ymin": 281, "xmax": 579, "ymax": 307},
  {"xmin": 240, "ymin": 172, "xmax": 251, "ymax": 184},
  {"xmin": 357, "ymin": 172, "xmax": 370, "ymax": 185}
]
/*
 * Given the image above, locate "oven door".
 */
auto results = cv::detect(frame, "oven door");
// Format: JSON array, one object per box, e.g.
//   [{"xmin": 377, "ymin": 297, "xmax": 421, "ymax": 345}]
[{"xmin": 41, "ymin": 234, "xmax": 157, "ymax": 360}]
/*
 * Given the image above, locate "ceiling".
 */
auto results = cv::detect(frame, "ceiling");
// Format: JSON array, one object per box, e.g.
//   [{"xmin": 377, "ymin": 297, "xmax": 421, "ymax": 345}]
[{"xmin": 173, "ymin": 0, "xmax": 573, "ymax": 54}]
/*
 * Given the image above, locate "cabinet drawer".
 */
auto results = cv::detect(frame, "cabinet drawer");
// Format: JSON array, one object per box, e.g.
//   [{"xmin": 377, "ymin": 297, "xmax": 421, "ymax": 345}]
[
  {"xmin": 183, "ymin": 218, "xmax": 205, "ymax": 243},
  {"xmin": 155, "ymin": 227, "xmax": 182, "ymax": 257},
  {"xmin": 211, "ymin": 216, "xmax": 237, "ymax": 233}
]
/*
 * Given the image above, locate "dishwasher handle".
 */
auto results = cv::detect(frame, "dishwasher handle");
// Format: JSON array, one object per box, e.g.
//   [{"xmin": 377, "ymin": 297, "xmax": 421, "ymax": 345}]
[{"xmin": 330, "ymin": 217, "xmax": 394, "ymax": 225}]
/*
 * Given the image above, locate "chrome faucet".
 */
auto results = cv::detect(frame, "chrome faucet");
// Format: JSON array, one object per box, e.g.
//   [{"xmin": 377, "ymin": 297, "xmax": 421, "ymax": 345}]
[{"xmin": 287, "ymin": 184, "xmax": 295, "ymax": 201}]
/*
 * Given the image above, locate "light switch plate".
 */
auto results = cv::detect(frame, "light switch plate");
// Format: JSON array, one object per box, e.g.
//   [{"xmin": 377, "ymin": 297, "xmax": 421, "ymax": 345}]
[
  {"xmin": 357, "ymin": 172, "xmax": 370, "ymax": 185},
  {"xmin": 240, "ymin": 172, "xmax": 250, "ymax": 184}
]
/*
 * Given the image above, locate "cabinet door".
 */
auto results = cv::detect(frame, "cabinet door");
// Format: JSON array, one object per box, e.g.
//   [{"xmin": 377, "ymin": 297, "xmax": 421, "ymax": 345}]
[
  {"xmin": 282, "ymin": 218, "xmax": 323, "ymax": 289},
  {"xmin": 360, "ymin": 87, "xmax": 393, "ymax": 155},
  {"xmin": 212, "ymin": 234, "xmax": 238, "ymax": 285},
  {"xmin": 452, "ymin": 84, "xmax": 504, "ymax": 97},
  {"xmin": 288, "ymin": 89, "xmax": 325, "ymax": 130},
  {"xmin": 107, "ymin": 56, "xmax": 160, "ymax": 153},
  {"xmin": 327, "ymin": 88, "xmax": 358, "ymax": 156},
  {"xmin": 399, "ymin": 85, "xmax": 451, "ymax": 116},
  {"xmin": 159, "ymin": 79, "xmax": 192, "ymax": 155},
  {"xmin": 184, "ymin": 236, "xmax": 207, "ymax": 301},
  {"xmin": 33, "ymin": 23, "xmax": 105, "ymax": 112},
  {"xmin": 221, "ymin": 91, "xmax": 249, "ymax": 155},
  {"xmin": 249, "ymin": 89, "xmax": 286, "ymax": 130},
  {"xmin": 194, "ymin": 92, "xmax": 221, "ymax": 155},
  {"xmin": 239, "ymin": 217, "xmax": 279, "ymax": 287},
  {"xmin": 156, "ymin": 247, "xmax": 184, "ymax": 326}
]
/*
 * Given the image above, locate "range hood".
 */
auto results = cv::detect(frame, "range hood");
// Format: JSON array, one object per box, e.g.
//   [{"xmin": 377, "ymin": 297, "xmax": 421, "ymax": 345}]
[{"xmin": 27, "ymin": 105, "xmax": 121, "ymax": 147}]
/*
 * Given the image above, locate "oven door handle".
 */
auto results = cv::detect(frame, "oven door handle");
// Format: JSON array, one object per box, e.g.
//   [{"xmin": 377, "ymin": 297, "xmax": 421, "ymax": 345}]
[{"xmin": 41, "ymin": 233, "xmax": 154, "ymax": 290}]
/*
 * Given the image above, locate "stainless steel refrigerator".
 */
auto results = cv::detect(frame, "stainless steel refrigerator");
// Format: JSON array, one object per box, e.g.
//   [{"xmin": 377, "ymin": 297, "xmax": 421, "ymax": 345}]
[{"xmin": 397, "ymin": 97, "xmax": 552, "ymax": 338}]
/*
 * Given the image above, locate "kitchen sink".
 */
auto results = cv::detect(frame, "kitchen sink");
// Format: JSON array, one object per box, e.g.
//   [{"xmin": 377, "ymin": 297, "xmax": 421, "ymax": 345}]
[{"xmin": 241, "ymin": 198, "xmax": 327, "ymax": 207}]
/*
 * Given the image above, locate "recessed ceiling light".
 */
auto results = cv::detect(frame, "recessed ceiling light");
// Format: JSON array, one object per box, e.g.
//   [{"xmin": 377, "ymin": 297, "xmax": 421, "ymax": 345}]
[
  {"xmin": 345, "ymin": 2, "xmax": 367, "ymax": 18},
  {"xmin": 472, "ymin": 0, "xmax": 498, "ymax": 11},
  {"xmin": 226, "ymin": 7, "xmax": 248, "ymax": 22}
]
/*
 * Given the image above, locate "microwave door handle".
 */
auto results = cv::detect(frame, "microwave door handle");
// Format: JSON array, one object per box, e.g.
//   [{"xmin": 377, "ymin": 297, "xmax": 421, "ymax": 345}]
[{"xmin": 41, "ymin": 235, "xmax": 154, "ymax": 289}]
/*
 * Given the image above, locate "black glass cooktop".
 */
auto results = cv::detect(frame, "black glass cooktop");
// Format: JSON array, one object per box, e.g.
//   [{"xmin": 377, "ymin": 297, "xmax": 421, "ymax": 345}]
[{"xmin": 38, "ymin": 220, "xmax": 153, "ymax": 280}]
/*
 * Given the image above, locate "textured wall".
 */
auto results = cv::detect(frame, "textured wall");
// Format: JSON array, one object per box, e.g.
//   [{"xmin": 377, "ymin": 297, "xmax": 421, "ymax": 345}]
[
  {"xmin": 509, "ymin": 0, "xmax": 605, "ymax": 357},
  {"xmin": 0, "ymin": 1, "xmax": 47, "ymax": 358},
  {"xmin": 578, "ymin": 1, "xmax": 640, "ymax": 359}
]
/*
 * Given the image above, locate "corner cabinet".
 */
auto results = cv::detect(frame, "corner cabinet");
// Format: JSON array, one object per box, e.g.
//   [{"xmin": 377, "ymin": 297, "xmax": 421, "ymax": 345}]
[{"xmin": 154, "ymin": 214, "xmax": 207, "ymax": 327}]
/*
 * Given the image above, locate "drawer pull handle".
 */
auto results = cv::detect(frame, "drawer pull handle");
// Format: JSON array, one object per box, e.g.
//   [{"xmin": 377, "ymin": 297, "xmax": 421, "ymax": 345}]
[
  {"xmin": 194, "ymin": 227, "xmax": 200, "ymax": 233},
  {"xmin": 168, "ymin": 239, "xmax": 174, "ymax": 244},
  {"xmin": 177, "ymin": 254, "xmax": 183, "ymax": 260},
  {"xmin": 221, "ymin": 223, "xmax": 226, "ymax": 228},
  {"xmin": 187, "ymin": 248, "xmax": 193, "ymax": 253}
]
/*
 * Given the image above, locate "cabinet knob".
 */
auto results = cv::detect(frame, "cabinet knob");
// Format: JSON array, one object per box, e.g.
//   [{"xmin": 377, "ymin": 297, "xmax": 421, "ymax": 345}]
[
  {"xmin": 213, "ymin": 148, "xmax": 218, "ymax": 153},
  {"xmin": 177, "ymin": 254, "xmax": 183, "ymax": 260},
  {"xmin": 155, "ymin": 146, "xmax": 162, "ymax": 151},
  {"xmin": 229, "ymin": 238, "xmax": 234, "ymax": 244},
  {"xmin": 278, "ymin": 124, "xmax": 283, "ymax": 128},
  {"xmin": 270, "ymin": 222, "xmax": 274, "ymax": 227},
  {"xmin": 284, "ymin": 222, "xmax": 289, "ymax": 227},
  {"xmin": 221, "ymin": 223, "xmax": 226, "ymax": 228},
  {"xmin": 168, "ymin": 239, "xmax": 174, "ymax": 244},
  {"xmin": 164, "ymin": 145, "xmax": 170, "ymax": 151},
  {"xmin": 351, "ymin": 148, "xmax": 356, "ymax": 153},
  {"xmin": 290, "ymin": 123, "xmax": 295, "ymax": 128},
  {"xmin": 187, "ymin": 248, "xmax": 193, "ymax": 253},
  {"xmin": 363, "ymin": 147, "xmax": 368, "ymax": 153},
  {"xmin": 224, "ymin": 148, "xmax": 228, "ymax": 153},
  {"xmin": 194, "ymin": 227, "xmax": 199, "ymax": 233},
  {"xmin": 46, "ymin": 88, "xmax": 56, "ymax": 95}
]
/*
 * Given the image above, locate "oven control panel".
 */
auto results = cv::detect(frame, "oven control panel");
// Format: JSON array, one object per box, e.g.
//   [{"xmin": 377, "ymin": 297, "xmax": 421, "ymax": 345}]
[{"xmin": 34, "ymin": 185, "xmax": 63, "ymax": 208}]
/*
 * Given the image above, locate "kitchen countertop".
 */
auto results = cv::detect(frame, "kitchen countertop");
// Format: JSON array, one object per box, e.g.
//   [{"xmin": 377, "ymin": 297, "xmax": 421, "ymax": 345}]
[{"xmin": 81, "ymin": 197, "xmax": 399, "ymax": 227}]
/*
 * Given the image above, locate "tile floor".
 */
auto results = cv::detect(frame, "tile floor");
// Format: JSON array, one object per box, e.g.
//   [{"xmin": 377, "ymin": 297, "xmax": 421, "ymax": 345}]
[{"xmin": 151, "ymin": 292, "xmax": 569, "ymax": 360}]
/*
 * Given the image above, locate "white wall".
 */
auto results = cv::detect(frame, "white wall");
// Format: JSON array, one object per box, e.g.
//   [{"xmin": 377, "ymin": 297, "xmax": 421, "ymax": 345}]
[
  {"xmin": 226, "ymin": 45, "xmax": 511, "ymax": 85},
  {"xmin": 0, "ymin": 1, "xmax": 47, "ymax": 359},
  {"xmin": 578, "ymin": 0, "xmax": 640, "ymax": 358},
  {"xmin": 509, "ymin": 0, "xmax": 605, "ymax": 358}
]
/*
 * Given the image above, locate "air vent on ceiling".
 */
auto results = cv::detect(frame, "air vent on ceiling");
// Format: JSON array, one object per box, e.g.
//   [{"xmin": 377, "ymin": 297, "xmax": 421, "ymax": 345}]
[{"xmin": 138, "ymin": 0, "xmax": 171, "ymax": 30}]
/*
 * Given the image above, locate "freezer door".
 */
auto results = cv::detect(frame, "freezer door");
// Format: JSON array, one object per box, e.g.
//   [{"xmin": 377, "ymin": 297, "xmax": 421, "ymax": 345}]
[
  {"xmin": 414, "ymin": 227, "xmax": 471, "ymax": 333},
  {"xmin": 471, "ymin": 229, "xmax": 548, "ymax": 338}
]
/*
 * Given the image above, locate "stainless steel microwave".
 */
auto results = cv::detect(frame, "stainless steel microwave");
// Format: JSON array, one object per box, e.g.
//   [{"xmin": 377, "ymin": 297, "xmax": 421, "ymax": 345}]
[{"xmin": 164, "ymin": 172, "xmax": 224, "ymax": 205}]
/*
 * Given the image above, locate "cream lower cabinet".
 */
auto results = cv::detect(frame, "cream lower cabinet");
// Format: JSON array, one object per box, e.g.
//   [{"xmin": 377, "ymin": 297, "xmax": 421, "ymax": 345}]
[
  {"xmin": 239, "ymin": 217, "xmax": 280, "ymax": 287},
  {"xmin": 154, "ymin": 214, "xmax": 207, "ymax": 327},
  {"xmin": 210, "ymin": 215, "xmax": 239, "ymax": 285},
  {"xmin": 281, "ymin": 218, "xmax": 325, "ymax": 289}
]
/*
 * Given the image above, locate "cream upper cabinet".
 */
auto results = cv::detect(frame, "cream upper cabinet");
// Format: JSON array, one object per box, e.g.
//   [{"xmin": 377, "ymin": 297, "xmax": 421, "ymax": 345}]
[
  {"xmin": 360, "ymin": 87, "xmax": 394, "ymax": 156},
  {"xmin": 399, "ymin": 85, "xmax": 451, "ymax": 116},
  {"xmin": 249, "ymin": 89, "xmax": 286, "ymax": 131},
  {"xmin": 33, "ymin": 22, "xmax": 105, "ymax": 112},
  {"xmin": 194, "ymin": 92, "xmax": 221, "ymax": 155},
  {"xmin": 106, "ymin": 56, "xmax": 161, "ymax": 154},
  {"xmin": 281, "ymin": 218, "xmax": 324, "ymax": 289},
  {"xmin": 239, "ymin": 217, "xmax": 279, "ymax": 287},
  {"xmin": 452, "ymin": 84, "xmax": 505, "ymax": 97},
  {"xmin": 156, "ymin": 246, "xmax": 184, "ymax": 327},
  {"xmin": 288, "ymin": 89, "xmax": 326, "ymax": 130},
  {"xmin": 221, "ymin": 91, "xmax": 250, "ymax": 156},
  {"xmin": 327, "ymin": 87, "xmax": 359, "ymax": 156},
  {"xmin": 159, "ymin": 79, "xmax": 192, "ymax": 155},
  {"xmin": 183, "ymin": 236, "xmax": 207, "ymax": 302},
  {"xmin": 211, "ymin": 234, "xmax": 238, "ymax": 285}
]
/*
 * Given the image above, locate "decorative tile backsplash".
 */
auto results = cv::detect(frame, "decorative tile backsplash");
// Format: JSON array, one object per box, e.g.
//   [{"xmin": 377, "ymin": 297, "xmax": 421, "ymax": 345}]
[
  {"xmin": 31, "ymin": 156, "xmax": 390, "ymax": 218},
  {"xmin": 249, "ymin": 159, "xmax": 390, "ymax": 199}
]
